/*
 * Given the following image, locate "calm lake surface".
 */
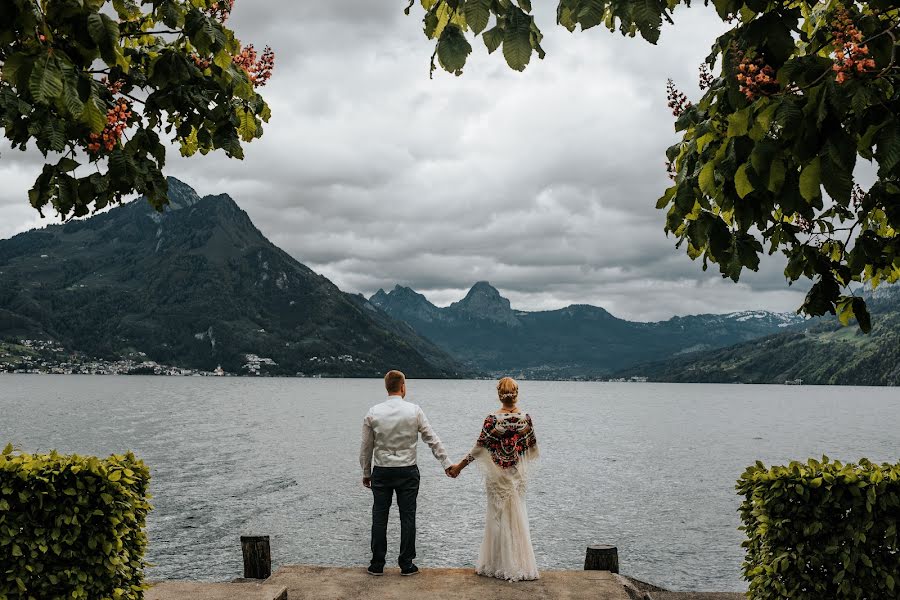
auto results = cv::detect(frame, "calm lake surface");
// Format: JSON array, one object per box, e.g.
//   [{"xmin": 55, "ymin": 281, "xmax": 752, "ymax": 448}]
[{"xmin": 1, "ymin": 376, "xmax": 897, "ymax": 591}]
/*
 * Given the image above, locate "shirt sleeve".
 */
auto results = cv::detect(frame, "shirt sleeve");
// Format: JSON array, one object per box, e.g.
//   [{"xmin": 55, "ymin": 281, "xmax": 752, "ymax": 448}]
[
  {"xmin": 417, "ymin": 407, "xmax": 452, "ymax": 470},
  {"xmin": 359, "ymin": 412, "xmax": 375, "ymax": 478}
]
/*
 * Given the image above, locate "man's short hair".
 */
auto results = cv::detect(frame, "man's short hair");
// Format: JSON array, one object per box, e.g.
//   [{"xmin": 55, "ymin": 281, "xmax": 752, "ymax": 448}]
[{"xmin": 384, "ymin": 370, "xmax": 406, "ymax": 394}]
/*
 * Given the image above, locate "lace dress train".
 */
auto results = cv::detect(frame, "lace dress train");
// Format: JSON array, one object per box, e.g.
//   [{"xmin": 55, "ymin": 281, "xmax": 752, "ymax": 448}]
[{"xmin": 467, "ymin": 413, "xmax": 540, "ymax": 582}]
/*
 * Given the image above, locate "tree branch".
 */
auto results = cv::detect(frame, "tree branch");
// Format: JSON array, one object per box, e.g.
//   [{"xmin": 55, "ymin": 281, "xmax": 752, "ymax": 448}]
[{"xmin": 124, "ymin": 30, "xmax": 183, "ymax": 37}]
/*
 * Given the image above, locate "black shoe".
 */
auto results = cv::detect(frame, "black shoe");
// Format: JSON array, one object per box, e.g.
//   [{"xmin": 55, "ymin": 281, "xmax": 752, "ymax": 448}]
[
  {"xmin": 367, "ymin": 565, "xmax": 384, "ymax": 576},
  {"xmin": 400, "ymin": 564, "xmax": 420, "ymax": 577}
]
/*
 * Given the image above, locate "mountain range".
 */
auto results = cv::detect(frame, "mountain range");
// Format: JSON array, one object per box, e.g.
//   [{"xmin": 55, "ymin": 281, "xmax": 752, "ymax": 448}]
[
  {"xmin": 613, "ymin": 285, "xmax": 900, "ymax": 386},
  {"xmin": 0, "ymin": 178, "xmax": 468, "ymax": 377},
  {"xmin": 2, "ymin": 177, "xmax": 894, "ymax": 384},
  {"xmin": 369, "ymin": 282, "xmax": 807, "ymax": 378}
]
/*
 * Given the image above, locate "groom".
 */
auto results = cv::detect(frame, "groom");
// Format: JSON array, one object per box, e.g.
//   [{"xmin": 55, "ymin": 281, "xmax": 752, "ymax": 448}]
[{"xmin": 359, "ymin": 370, "xmax": 454, "ymax": 576}]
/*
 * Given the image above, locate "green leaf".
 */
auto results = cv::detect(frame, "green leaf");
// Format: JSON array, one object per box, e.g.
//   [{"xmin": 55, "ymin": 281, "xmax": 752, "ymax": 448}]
[
  {"xmin": 213, "ymin": 50, "xmax": 232, "ymax": 71},
  {"xmin": 735, "ymin": 164, "xmax": 754, "ymax": 199},
  {"xmin": 699, "ymin": 161, "xmax": 716, "ymax": 197},
  {"xmin": 236, "ymin": 108, "xmax": 258, "ymax": 142},
  {"xmin": 821, "ymin": 156, "xmax": 853, "ymax": 207},
  {"xmin": 656, "ymin": 186, "xmax": 675, "ymax": 210},
  {"xmin": 464, "ymin": 0, "xmax": 491, "ymax": 34},
  {"xmin": 836, "ymin": 297, "xmax": 855, "ymax": 327},
  {"xmin": 2, "ymin": 443, "xmax": 12, "ymax": 455},
  {"xmin": 735, "ymin": 232, "xmax": 762, "ymax": 271},
  {"xmin": 768, "ymin": 158, "xmax": 786, "ymax": 194},
  {"xmin": 502, "ymin": 7, "xmax": 532, "ymax": 71},
  {"xmin": 799, "ymin": 157, "xmax": 821, "ymax": 202},
  {"xmin": 56, "ymin": 157, "xmax": 80, "ymax": 173},
  {"xmin": 727, "ymin": 108, "xmax": 751, "ymax": 137},
  {"xmin": 437, "ymin": 24, "xmax": 473, "ymax": 74},
  {"xmin": 632, "ymin": 0, "xmax": 662, "ymax": 44},
  {"xmin": 876, "ymin": 124, "xmax": 900, "ymax": 173},
  {"xmin": 852, "ymin": 297, "xmax": 871, "ymax": 333},
  {"xmin": 80, "ymin": 97, "xmax": 106, "ymax": 134},
  {"xmin": 28, "ymin": 53, "xmax": 63, "ymax": 104},
  {"xmin": 1, "ymin": 53, "xmax": 28, "ymax": 84},
  {"xmin": 61, "ymin": 74, "xmax": 85, "ymax": 118},
  {"xmin": 87, "ymin": 13, "xmax": 108, "ymax": 47},
  {"xmin": 482, "ymin": 25, "xmax": 503, "ymax": 53},
  {"xmin": 180, "ymin": 128, "xmax": 199, "ymax": 157},
  {"xmin": 888, "ymin": 574, "xmax": 895, "ymax": 592},
  {"xmin": 803, "ymin": 276, "xmax": 839, "ymax": 316}
]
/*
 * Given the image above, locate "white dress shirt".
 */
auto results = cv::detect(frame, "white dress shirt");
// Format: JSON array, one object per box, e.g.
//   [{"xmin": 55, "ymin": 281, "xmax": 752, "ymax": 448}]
[{"xmin": 360, "ymin": 396, "xmax": 451, "ymax": 477}]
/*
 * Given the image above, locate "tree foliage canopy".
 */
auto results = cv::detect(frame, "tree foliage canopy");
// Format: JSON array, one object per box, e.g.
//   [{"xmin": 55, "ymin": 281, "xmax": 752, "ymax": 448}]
[
  {"xmin": 411, "ymin": 0, "xmax": 900, "ymax": 330},
  {"xmin": 0, "ymin": 0, "xmax": 273, "ymax": 219}
]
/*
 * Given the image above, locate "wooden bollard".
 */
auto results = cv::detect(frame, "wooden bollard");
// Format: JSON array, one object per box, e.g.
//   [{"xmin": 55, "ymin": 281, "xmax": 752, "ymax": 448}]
[
  {"xmin": 584, "ymin": 544, "xmax": 619, "ymax": 573},
  {"xmin": 241, "ymin": 535, "xmax": 272, "ymax": 579}
]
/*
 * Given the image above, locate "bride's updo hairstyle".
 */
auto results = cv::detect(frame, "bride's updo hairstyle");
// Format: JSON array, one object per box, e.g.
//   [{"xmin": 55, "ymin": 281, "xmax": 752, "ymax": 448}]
[{"xmin": 497, "ymin": 376, "xmax": 519, "ymax": 405}]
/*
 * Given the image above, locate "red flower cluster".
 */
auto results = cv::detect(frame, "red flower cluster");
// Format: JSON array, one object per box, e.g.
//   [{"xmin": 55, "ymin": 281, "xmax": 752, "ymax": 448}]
[
  {"xmin": 233, "ymin": 44, "xmax": 275, "ymax": 88},
  {"xmin": 87, "ymin": 99, "xmax": 131, "ymax": 154},
  {"xmin": 205, "ymin": 0, "xmax": 235, "ymax": 23},
  {"xmin": 191, "ymin": 54, "xmax": 211, "ymax": 70},
  {"xmin": 101, "ymin": 77, "xmax": 125, "ymax": 94},
  {"xmin": 699, "ymin": 63, "xmax": 714, "ymax": 91},
  {"xmin": 832, "ymin": 9, "xmax": 875, "ymax": 84},
  {"xmin": 666, "ymin": 78, "xmax": 691, "ymax": 117},
  {"xmin": 665, "ymin": 160, "xmax": 676, "ymax": 181},
  {"xmin": 794, "ymin": 215, "xmax": 814, "ymax": 234},
  {"xmin": 852, "ymin": 184, "xmax": 867, "ymax": 210},
  {"xmin": 736, "ymin": 55, "xmax": 778, "ymax": 101}
]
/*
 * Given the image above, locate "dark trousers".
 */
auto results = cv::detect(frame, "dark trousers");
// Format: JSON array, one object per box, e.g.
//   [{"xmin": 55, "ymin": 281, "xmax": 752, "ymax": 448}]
[{"xmin": 370, "ymin": 465, "xmax": 420, "ymax": 569}]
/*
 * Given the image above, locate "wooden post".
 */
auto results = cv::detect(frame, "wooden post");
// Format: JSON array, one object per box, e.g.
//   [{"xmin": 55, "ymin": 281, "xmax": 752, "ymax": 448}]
[
  {"xmin": 584, "ymin": 544, "xmax": 619, "ymax": 573},
  {"xmin": 241, "ymin": 535, "xmax": 271, "ymax": 579}
]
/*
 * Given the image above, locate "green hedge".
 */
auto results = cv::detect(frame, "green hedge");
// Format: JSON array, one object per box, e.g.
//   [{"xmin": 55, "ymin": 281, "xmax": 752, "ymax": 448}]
[
  {"xmin": 0, "ymin": 445, "xmax": 151, "ymax": 600},
  {"xmin": 737, "ymin": 457, "xmax": 900, "ymax": 599}
]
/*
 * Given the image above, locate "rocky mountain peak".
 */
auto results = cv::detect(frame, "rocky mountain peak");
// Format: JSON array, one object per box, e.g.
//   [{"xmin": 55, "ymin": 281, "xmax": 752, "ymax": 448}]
[
  {"xmin": 164, "ymin": 177, "xmax": 202, "ymax": 211},
  {"xmin": 369, "ymin": 285, "xmax": 442, "ymax": 322},
  {"xmin": 451, "ymin": 281, "xmax": 518, "ymax": 325},
  {"xmin": 370, "ymin": 289, "xmax": 389, "ymax": 305}
]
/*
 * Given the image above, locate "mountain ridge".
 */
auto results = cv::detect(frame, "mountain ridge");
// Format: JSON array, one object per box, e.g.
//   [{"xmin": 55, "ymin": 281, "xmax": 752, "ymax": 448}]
[
  {"xmin": 370, "ymin": 282, "xmax": 808, "ymax": 378},
  {"xmin": 0, "ymin": 178, "xmax": 471, "ymax": 378},
  {"xmin": 613, "ymin": 285, "xmax": 900, "ymax": 385}
]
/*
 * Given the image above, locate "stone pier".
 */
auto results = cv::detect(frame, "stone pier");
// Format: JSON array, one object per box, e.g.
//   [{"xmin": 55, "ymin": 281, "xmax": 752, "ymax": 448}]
[{"xmin": 148, "ymin": 565, "xmax": 631, "ymax": 600}]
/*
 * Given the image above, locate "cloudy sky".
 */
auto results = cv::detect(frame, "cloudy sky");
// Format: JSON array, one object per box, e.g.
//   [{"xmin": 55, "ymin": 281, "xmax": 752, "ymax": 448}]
[{"xmin": 0, "ymin": 1, "xmax": 811, "ymax": 321}]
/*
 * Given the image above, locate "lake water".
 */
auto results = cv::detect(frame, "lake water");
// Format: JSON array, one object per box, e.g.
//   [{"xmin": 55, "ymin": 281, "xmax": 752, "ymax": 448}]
[{"xmin": 1, "ymin": 376, "xmax": 897, "ymax": 591}]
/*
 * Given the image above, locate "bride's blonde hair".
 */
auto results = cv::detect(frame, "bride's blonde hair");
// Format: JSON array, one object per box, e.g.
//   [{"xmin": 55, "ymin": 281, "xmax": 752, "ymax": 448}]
[{"xmin": 497, "ymin": 377, "xmax": 519, "ymax": 405}]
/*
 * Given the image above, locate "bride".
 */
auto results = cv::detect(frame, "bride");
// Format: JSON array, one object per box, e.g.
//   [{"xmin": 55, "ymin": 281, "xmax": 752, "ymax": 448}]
[{"xmin": 449, "ymin": 377, "xmax": 539, "ymax": 582}]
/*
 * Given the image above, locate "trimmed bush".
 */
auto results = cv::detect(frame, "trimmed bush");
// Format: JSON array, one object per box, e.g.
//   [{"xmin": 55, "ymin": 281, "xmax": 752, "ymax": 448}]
[
  {"xmin": 737, "ymin": 457, "xmax": 900, "ymax": 599},
  {"xmin": 0, "ymin": 445, "xmax": 151, "ymax": 600}
]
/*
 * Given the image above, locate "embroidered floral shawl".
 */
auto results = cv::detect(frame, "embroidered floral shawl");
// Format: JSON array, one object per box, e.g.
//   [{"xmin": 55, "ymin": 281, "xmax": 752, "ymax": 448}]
[{"xmin": 476, "ymin": 414, "xmax": 537, "ymax": 469}]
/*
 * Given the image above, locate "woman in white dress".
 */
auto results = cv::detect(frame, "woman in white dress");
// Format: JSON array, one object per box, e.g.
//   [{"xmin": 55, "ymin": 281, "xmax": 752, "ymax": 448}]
[{"xmin": 449, "ymin": 377, "xmax": 539, "ymax": 582}]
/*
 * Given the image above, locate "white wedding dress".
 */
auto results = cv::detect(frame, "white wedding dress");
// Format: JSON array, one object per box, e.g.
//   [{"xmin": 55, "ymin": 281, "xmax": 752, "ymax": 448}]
[{"xmin": 465, "ymin": 412, "xmax": 540, "ymax": 582}]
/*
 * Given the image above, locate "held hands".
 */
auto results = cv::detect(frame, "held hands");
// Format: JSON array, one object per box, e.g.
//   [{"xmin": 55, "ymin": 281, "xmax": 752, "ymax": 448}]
[{"xmin": 446, "ymin": 463, "xmax": 464, "ymax": 478}]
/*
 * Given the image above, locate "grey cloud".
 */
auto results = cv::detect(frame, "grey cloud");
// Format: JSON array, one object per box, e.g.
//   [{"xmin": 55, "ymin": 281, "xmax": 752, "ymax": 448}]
[{"xmin": 0, "ymin": 2, "xmax": 810, "ymax": 320}]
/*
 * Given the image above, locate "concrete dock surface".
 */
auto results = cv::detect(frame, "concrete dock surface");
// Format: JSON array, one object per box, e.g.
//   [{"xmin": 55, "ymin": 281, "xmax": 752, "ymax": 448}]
[
  {"xmin": 148, "ymin": 567, "xmax": 747, "ymax": 600},
  {"xmin": 267, "ymin": 565, "xmax": 632, "ymax": 600},
  {"xmin": 147, "ymin": 581, "xmax": 287, "ymax": 600}
]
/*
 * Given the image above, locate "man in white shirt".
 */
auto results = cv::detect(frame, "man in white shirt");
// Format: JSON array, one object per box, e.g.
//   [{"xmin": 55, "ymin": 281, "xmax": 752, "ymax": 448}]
[{"xmin": 359, "ymin": 370, "xmax": 453, "ymax": 576}]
